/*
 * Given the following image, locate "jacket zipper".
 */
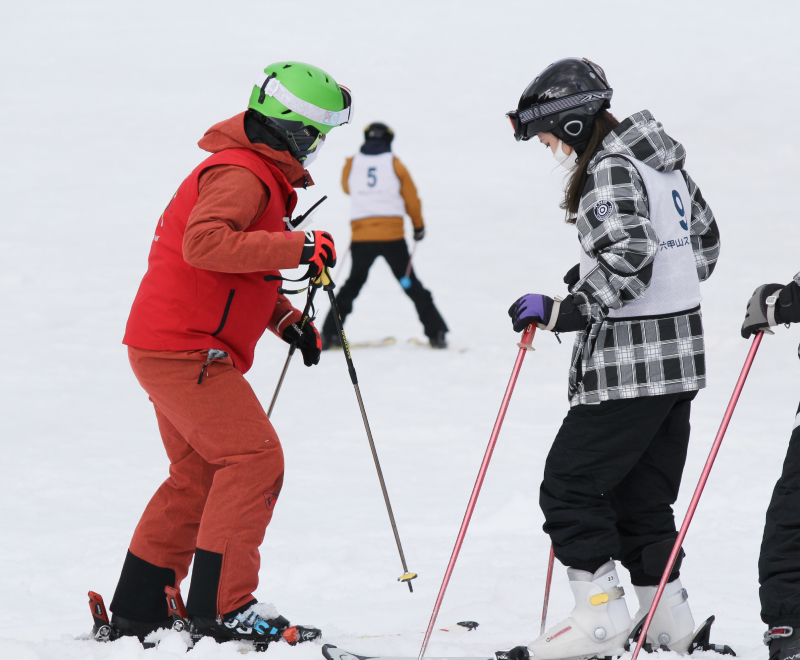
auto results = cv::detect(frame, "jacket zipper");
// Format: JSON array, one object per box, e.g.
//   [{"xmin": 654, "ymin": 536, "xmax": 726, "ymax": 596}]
[{"xmin": 211, "ymin": 289, "xmax": 236, "ymax": 337}]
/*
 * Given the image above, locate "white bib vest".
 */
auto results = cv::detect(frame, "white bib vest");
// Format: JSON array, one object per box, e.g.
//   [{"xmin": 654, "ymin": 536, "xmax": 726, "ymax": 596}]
[
  {"xmin": 348, "ymin": 152, "xmax": 406, "ymax": 220},
  {"xmin": 580, "ymin": 156, "xmax": 702, "ymax": 318}
]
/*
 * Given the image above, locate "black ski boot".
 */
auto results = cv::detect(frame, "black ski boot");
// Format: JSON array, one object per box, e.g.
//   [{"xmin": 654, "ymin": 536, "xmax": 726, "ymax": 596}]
[
  {"xmin": 322, "ymin": 332, "xmax": 342, "ymax": 351},
  {"xmin": 190, "ymin": 602, "xmax": 321, "ymax": 651},
  {"xmin": 429, "ymin": 331, "xmax": 448, "ymax": 349},
  {"xmin": 88, "ymin": 591, "xmax": 171, "ymax": 648},
  {"xmin": 765, "ymin": 626, "xmax": 800, "ymax": 660}
]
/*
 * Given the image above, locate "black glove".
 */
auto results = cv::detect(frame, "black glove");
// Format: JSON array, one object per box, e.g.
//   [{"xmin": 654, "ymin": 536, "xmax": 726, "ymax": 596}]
[
  {"xmin": 282, "ymin": 321, "xmax": 321, "ymax": 366},
  {"xmin": 300, "ymin": 231, "xmax": 336, "ymax": 278},
  {"xmin": 563, "ymin": 263, "xmax": 581, "ymax": 290},
  {"xmin": 741, "ymin": 283, "xmax": 783, "ymax": 338},
  {"xmin": 413, "ymin": 226, "xmax": 425, "ymax": 241}
]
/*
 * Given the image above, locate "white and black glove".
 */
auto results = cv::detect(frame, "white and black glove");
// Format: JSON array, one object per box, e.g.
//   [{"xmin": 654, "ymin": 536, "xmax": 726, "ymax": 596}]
[{"xmin": 413, "ymin": 226, "xmax": 425, "ymax": 241}]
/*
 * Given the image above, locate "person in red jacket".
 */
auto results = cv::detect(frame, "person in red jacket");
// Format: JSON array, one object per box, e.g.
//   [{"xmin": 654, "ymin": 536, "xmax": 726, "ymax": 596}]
[{"xmin": 99, "ymin": 62, "xmax": 351, "ymax": 649}]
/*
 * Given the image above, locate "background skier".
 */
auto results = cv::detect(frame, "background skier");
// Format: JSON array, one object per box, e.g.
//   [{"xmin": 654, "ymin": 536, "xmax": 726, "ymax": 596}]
[
  {"xmin": 506, "ymin": 58, "xmax": 720, "ymax": 659},
  {"xmin": 321, "ymin": 122, "xmax": 448, "ymax": 349},
  {"xmin": 105, "ymin": 61, "xmax": 348, "ymax": 646},
  {"xmin": 742, "ymin": 278, "xmax": 800, "ymax": 660}
]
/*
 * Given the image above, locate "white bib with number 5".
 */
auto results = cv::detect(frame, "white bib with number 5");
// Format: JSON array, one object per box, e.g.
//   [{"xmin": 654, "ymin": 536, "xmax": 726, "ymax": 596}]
[{"xmin": 348, "ymin": 152, "xmax": 405, "ymax": 220}]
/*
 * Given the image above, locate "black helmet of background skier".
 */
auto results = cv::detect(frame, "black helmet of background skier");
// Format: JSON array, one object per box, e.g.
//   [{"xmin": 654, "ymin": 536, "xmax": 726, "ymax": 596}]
[
  {"xmin": 364, "ymin": 122, "xmax": 394, "ymax": 144},
  {"xmin": 507, "ymin": 57, "xmax": 613, "ymax": 154}
]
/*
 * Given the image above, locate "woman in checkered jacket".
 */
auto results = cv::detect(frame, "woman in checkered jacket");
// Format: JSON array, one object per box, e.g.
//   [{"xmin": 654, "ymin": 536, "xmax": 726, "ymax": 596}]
[{"xmin": 505, "ymin": 59, "xmax": 721, "ymax": 660}]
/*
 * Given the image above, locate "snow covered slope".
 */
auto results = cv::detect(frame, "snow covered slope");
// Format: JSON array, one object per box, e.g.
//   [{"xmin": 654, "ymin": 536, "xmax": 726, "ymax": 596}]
[{"xmin": 1, "ymin": 1, "xmax": 799, "ymax": 658}]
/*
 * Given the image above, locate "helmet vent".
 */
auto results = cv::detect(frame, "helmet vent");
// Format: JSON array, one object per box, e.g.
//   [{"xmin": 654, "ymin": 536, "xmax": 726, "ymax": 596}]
[
  {"xmin": 307, "ymin": 71, "xmax": 312, "ymax": 77},
  {"xmin": 281, "ymin": 109, "xmax": 291, "ymax": 114},
  {"xmin": 283, "ymin": 64, "xmax": 291, "ymax": 69}
]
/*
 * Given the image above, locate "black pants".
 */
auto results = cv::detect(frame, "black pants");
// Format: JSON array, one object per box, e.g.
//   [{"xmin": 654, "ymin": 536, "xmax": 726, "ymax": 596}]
[
  {"xmin": 540, "ymin": 391, "xmax": 696, "ymax": 586},
  {"xmin": 760, "ymin": 400, "xmax": 800, "ymax": 626},
  {"xmin": 322, "ymin": 239, "xmax": 447, "ymax": 340}
]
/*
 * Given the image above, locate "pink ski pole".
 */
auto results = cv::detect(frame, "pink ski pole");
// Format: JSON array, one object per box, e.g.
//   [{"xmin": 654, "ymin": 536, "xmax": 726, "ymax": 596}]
[
  {"xmin": 631, "ymin": 332, "xmax": 764, "ymax": 660},
  {"xmin": 418, "ymin": 324, "xmax": 537, "ymax": 660},
  {"xmin": 540, "ymin": 544, "xmax": 556, "ymax": 635}
]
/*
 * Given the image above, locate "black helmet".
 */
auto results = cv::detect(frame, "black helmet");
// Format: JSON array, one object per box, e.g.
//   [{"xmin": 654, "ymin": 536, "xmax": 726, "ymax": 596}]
[
  {"xmin": 507, "ymin": 58, "xmax": 612, "ymax": 151},
  {"xmin": 364, "ymin": 122, "xmax": 394, "ymax": 143}
]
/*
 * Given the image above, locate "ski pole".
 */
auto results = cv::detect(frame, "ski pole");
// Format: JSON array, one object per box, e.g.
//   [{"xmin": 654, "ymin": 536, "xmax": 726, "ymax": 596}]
[
  {"xmin": 321, "ymin": 267, "xmax": 417, "ymax": 592},
  {"xmin": 631, "ymin": 332, "xmax": 764, "ymax": 660},
  {"xmin": 400, "ymin": 242, "xmax": 418, "ymax": 290},
  {"xmin": 418, "ymin": 324, "xmax": 538, "ymax": 660},
  {"xmin": 267, "ymin": 279, "xmax": 320, "ymax": 418},
  {"xmin": 540, "ymin": 544, "xmax": 555, "ymax": 636}
]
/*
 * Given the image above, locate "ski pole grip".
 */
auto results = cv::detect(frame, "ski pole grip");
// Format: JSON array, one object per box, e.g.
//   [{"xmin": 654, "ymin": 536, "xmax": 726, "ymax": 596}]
[
  {"xmin": 318, "ymin": 267, "xmax": 335, "ymax": 291},
  {"xmin": 517, "ymin": 324, "xmax": 537, "ymax": 351}
]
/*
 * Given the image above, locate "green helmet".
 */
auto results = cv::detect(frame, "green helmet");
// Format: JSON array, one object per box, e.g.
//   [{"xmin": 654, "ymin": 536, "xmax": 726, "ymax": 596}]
[{"xmin": 248, "ymin": 61, "xmax": 352, "ymax": 135}]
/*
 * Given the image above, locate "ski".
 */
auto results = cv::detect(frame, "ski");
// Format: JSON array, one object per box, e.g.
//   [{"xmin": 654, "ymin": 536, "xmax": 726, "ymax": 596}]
[
  {"xmin": 350, "ymin": 337, "xmax": 396, "ymax": 349},
  {"xmin": 324, "ymin": 644, "xmax": 492, "ymax": 660},
  {"xmin": 86, "ymin": 586, "xmax": 320, "ymax": 653},
  {"xmin": 407, "ymin": 338, "xmax": 467, "ymax": 353}
]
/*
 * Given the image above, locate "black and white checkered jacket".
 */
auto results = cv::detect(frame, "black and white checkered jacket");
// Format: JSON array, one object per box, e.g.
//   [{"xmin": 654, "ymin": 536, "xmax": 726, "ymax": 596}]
[{"xmin": 567, "ymin": 110, "xmax": 720, "ymax": 406}]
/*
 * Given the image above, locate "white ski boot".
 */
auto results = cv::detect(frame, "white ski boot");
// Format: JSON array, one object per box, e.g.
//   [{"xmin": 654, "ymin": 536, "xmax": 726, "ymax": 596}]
[
  {"xmin": 529, "ymin": 561, "xmax": 631, "ymax": 660},
  {"xmin": 632, "ymin": 579, "xmax": 695, "ymax": 653}
]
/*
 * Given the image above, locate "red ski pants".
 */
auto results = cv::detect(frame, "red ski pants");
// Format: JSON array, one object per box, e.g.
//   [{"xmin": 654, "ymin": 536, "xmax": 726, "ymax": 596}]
[{"xmin": 127, "ymin": 347, "xmax": 284, "ymax": 616}]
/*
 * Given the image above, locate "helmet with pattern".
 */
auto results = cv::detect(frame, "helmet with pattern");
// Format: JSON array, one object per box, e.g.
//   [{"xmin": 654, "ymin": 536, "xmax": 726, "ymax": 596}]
[
  {"xmin": 507, "ymin": 58, "xmax": 612, "ymax": 153},
  {"xmin": 248, "ymin": 61, "xmax": 353, "ymax": 163}
]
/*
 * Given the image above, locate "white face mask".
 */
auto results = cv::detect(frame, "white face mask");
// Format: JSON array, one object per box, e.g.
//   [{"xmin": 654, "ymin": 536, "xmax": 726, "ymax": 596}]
[{"xmin": 552, "ymin": 140, "xmax": 577, "ymax": 170}]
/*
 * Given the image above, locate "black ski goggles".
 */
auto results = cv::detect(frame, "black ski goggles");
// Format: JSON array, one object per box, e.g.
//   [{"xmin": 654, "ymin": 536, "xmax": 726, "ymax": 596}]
[{"xmin": 507, "ymin": 88, "xmax": 613, "ymax": 142}]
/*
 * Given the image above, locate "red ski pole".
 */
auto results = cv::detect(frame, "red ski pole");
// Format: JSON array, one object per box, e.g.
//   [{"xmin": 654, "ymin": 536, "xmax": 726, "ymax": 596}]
[
  {"xmin": 418, "ymin": 324, "xmax": 537, "ymax": 660},
  {"xmin": 631, "ymin": 332, "xmax": 764, "ymax": 660},
  {"xmin": 540, "ymin": 544, "xmax": 555, "ymax": 635}
]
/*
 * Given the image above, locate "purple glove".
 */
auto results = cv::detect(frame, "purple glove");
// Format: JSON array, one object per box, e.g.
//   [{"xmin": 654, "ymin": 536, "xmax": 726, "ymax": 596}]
[{"xmin": 508, "ymin": 294, "xmax": 554, "ymax": 333}]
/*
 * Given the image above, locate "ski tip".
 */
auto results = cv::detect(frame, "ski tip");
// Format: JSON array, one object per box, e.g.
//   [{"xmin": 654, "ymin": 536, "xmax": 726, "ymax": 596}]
[{"xmin": 323, "ymin": 645, "xmax": 362, "ymax": 660}]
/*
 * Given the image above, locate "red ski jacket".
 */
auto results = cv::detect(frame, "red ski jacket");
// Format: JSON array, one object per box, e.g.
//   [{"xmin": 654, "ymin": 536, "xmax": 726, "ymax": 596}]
[{"xmin": 124, "ymin": 148, "xmax": 300, "ymax": 373}]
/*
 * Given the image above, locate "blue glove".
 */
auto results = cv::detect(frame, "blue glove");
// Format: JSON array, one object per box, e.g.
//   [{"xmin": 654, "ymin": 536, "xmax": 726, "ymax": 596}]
[{"xmin": 508, "ymin": 294, "xmax": 554, "ymax": 333}]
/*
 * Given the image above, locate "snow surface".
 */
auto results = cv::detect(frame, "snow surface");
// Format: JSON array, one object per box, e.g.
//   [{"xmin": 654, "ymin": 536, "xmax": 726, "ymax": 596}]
[{"xmin": 2, "ymin": 1, "xmax": 800, "ymax": 658}]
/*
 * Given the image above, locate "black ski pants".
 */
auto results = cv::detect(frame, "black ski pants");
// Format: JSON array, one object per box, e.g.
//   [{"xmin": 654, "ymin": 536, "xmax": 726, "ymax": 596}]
[
  {"xmin": 540, "ymin": 391, "xmax": 697, "ymax": 586},
  {"xmin": 760, "ymin": 399, "xmax": 800, "ymax": 627},
  {"xmin": 321, "ymin": 239, "xmax": 447, "ymax": 340}
]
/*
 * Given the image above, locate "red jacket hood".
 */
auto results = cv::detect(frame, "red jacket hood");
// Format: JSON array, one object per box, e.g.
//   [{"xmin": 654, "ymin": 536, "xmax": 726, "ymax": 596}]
[{"xmin": 198, "ymin": 112, "xmax": 314, "ymax": 188}]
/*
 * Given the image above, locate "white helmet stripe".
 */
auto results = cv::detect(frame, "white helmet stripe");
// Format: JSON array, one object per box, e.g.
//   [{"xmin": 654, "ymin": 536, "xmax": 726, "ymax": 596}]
[{"xmin": 254, "ymin": 73, "xmax": 351, "ymax": 127}]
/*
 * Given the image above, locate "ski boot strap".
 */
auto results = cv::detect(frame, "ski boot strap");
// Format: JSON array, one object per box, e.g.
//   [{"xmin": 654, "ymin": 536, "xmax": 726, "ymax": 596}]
[
  {"xmin": 765, "ymin": 627, "xmax": 795, "ymax": 646},
  {"xmin": 590, "ymin": 586, "xmax": 625, "ymax": 606}
]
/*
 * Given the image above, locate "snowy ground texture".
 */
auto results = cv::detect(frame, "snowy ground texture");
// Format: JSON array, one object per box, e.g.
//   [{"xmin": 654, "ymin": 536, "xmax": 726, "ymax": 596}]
[{"xmin": 2, "ymin": 1, "xmax": 800, "ymax": 659}]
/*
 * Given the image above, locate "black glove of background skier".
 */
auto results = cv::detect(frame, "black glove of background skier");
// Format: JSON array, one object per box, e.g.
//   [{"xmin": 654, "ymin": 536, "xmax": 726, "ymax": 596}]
[
  {"xmin": 741, "ymin": 283, "xmax": 784, "ymax": 338},
  {"xmin": 413, "ymin": 226, "xmax": 425, "ymax": 241},
  {"xmin": 282, "ymin": 321, "xmax": 322, "ymax": 366}
]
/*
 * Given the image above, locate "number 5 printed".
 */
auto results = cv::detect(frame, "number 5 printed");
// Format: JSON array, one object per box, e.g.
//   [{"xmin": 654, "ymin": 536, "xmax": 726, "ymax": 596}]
[{"xmin": 367, "ymin": 167, "xmax": 377, "ymax": 187}]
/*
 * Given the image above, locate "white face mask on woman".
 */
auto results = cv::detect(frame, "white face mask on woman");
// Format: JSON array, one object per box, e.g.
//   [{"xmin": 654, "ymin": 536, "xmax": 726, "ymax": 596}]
[{"xmin": 552, "ymin": 140, "xmax": 577, "ymax": 170}]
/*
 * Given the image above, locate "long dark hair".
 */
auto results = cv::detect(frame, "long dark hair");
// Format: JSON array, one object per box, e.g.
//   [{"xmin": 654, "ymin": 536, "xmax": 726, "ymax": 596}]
[{"xmin": 561, "ymin": 109, "xmax": 619, "ymax": 222}]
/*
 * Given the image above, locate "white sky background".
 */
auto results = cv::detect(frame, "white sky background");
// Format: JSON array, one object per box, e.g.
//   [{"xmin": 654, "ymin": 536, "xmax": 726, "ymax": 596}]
[{"xmin": 1, "ymin": 1, "xmax": 799, "ymax": 658}]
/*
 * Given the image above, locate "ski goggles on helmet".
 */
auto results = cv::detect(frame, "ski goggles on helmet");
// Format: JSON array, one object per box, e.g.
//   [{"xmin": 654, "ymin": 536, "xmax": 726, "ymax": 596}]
[
  {"xmin": 255, "ymin": 72, "xmax": 353, "ymax": 127},
  {"xmin": 507, "ymin": 88, "xmax": 613, "ymax": 141}
]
